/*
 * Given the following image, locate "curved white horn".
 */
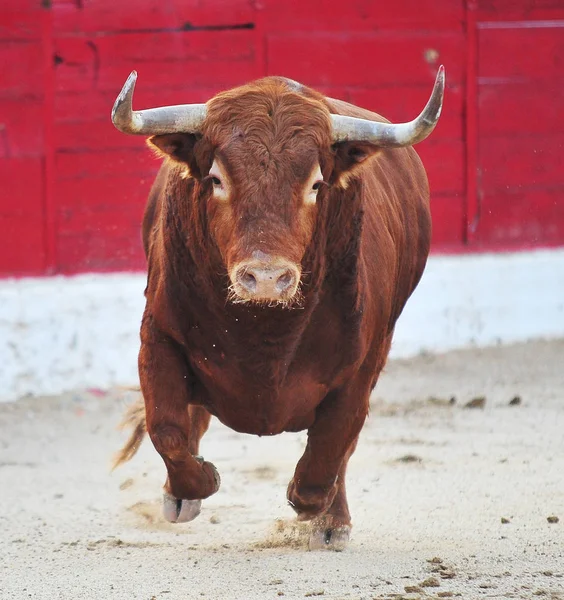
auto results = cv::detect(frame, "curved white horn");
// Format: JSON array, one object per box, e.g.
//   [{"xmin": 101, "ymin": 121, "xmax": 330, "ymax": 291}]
[
  {"xmin": 111, "ymin": 71, "xmax": 207, "ymax": 135},
  {"xmin": 331, "ymin": 65, "xmax": 445, "ymax": 147}
]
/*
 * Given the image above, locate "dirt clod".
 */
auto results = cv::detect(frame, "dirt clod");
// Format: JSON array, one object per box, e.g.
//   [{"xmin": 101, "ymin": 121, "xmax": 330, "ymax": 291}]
[
  {"xmin": 439, "ymin": 571, "xmax": 456, "ymax": 580},
  {"xmin": 509, "ymin": 395, "xmax": 522, "ymax": 406},
  {"xmin": 396, "ymin": 454, "xmax": 422, "ymax": 463},
  {"xmin": 547, "ymin": 515, "xmax": 559, "ymax": 524},
  {"xmin": 464, "ymin": 396, "xmax": 486, "ymax": 409},
  {"xmin": 404, "ymin": 585, "xmax": 423, "ymax": 593},
  {"xmin": 119, "ymin": 478, "xmax": 134, "ymax": 491},
  {"xmin": 420, "ymin": 577, "xmax": 441, "ymax": 588},
  {"xmin": 427, "ymin": 396, "xmax": 456, "ymax": 406}
]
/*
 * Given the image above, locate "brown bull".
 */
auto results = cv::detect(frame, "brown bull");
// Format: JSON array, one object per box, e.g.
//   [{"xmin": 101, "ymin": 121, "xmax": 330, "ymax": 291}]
[{"xmin": 111, "ymin": 67, "xmax": 444, "ymax": 551}]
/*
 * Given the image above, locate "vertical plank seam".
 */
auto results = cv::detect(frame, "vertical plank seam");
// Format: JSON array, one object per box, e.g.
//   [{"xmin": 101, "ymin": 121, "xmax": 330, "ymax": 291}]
[
  {"xmin": 465, "ymin": 0, "xmax": 479, "ymax": 244},
  {"xmin": 42, "ymin": 4, "xmax": 57, "ymax": 274}
]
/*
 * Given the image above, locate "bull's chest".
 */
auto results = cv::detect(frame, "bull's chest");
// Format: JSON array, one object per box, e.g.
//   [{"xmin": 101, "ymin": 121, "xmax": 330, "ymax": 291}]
[{"xmin": 186, "ymin": 340, "xmax": 328, "ymax": 436}]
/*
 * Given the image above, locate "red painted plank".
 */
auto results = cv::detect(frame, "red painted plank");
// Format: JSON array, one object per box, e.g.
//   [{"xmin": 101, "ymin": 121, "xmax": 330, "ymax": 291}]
[
  {"xmin": 54, "ymin": 30, "xmax": 259, "ymax": 93},
  {"xmin": 475, "ymin": 0, "xmax": 564, "ymax": 20},
  {"xmin": 56, "ymin": 207, "xmax": 146, "ymax": 274},
  {"xmin": 78, "ymin": 29, "xmax": 256, "ymax": 63},
  {"xmin": 0, "ymin": 100, "xmax": 44, "ymax": 158},
  {"xmin": 1, "ymin": 0, "xmax": 45, "ymax": 10},
  {"xmin": 55, "ymin": 149, "xmax": 159, "ymax": 181},
  {"xmin": 0, "ymin": 11, "xmax": 43, "ymax": 40},
  {"xmin": 0, "ymin": 158, "xmax": 43, "ymax": 216},
  {"xmin": 55, "ymin": 121, "xmax": 150, "ymax": 153},
  {"xmin": 430, "ymin": 195, "xmax": 466, "ymax": 248},
  {"xmin": 478, "ymin": 24, "xmax": 564, "ymax": 81},
  {"xmin": 60, "ymin": 59, "xmax": 260, "ymax": 95},
  {"xmin": 417, "ymin": 141, "xmax": 465, "ymax": 196},
  {"xmin": 0, "ymin": 41, "xmax": 44, "ymax": 98},
  {"xmin": 53, "ymin": 0, "xmax": 254, "ymax": 34},
  {"xmin": 474, "ymin": 188, "xmax": 564, "ymax": 246},
  {"xmin": 348, "ymin": 83, "xmax": 464, "ymax": 140},
  {"xmin": 256, "ymin": 0, "xmax": 464, "ymax": 31},
  {"xmin": 478, "ymin": 83, "xmax": 564, "ymax": 136},
  {"xmin": 477, "ymin": 0, "xmax": 564, "ymax": 8},
  {"xmin": 472, "ymin": 21, "xmax": 564, "ymax": 248},
  {"xmin": 0, "ymin": 215, "xmax": 45, "ymax": 276},
  {"xmin": 478, "ymin": 135, "xmax": 564, "ymax": 191},
  {"xmin": 267, "ymin": 32, "xmax": 465, "ymax": 87},
  {"xmin": 311, "ymin": 87, "xmax": 352, "ymax": 103},
  {"xmin": 54, "ymin": 172, "xmax": 156, "ymax": 213}
]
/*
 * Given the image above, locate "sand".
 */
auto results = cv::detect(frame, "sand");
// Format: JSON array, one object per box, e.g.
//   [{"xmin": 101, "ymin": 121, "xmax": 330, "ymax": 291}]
[{"xmin": 1, "ymin": 340, "xmax": 563, "ymax": 599}]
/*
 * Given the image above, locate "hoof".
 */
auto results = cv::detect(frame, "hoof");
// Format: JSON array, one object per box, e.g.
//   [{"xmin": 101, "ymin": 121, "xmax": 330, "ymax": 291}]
[
  {"xmin": 308, "ymin": 517, "xmax": 351, "ymax": 552},
  {"xmin": 162, "ymin": 493, "xmax": 202, "ymax": 523},
  {"xmin": 161, "ymin": 455, "xmax": 221, "ymax": 523},
  {"xmin": 195, "ymin": 455, "xmax": 222, "ymax": 495}
]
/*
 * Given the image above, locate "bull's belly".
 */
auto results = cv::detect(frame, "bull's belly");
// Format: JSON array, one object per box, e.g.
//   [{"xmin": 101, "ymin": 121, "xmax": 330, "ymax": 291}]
[{"xmin": 192, "ymin": 371, "xmax": 328, "ymax": 436}]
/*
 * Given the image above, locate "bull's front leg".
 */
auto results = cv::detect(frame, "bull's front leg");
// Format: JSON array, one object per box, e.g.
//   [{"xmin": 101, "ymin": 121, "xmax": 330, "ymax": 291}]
[
  {"xmin": 139, "ymin": 326, "xmax": 220, "ymax": 524},
  {"xmin": 287, "ymin": 370, "xmax": 372, "ymax": 551}
]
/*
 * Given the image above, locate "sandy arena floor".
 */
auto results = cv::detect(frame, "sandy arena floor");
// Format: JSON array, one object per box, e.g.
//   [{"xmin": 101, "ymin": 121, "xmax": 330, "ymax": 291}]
[{"xmin": 1, "ymin": 340, "xmax": 563, "ymax": 600}]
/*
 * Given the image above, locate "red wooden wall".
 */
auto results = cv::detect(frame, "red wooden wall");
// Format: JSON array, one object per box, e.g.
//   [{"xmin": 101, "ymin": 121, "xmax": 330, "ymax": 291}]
[{"xmin": 1, "ymin": 0, "xmax": 563, "ymax": 277}]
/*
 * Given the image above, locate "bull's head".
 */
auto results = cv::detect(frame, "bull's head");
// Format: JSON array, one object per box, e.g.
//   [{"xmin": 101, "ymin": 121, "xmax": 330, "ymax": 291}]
[{"xmin": 112, "ymin": 68, "xmax": 444, "ymax": 307}]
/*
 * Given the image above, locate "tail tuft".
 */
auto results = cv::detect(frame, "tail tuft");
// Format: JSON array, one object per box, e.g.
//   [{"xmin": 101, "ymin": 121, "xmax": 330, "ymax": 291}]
[{"xmin": 112, "ymin": 393, "xmax": 147, "ymax": 471}]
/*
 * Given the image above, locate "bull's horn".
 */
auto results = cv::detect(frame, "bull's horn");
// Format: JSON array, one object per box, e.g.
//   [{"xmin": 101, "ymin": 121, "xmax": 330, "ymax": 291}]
[
  {"xmin": 330, "ymin": 65, "xmax": 445, "ymax": 147},
  {"xmin": 111, "ymin": 71, "xmax": 207, "ymax": 135}
]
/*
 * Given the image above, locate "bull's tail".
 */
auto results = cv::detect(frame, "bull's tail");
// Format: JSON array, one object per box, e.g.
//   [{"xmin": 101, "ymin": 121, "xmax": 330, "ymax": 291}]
[{"xmin": 112, "ymin": 392, "xmax": 147, "ymax": 471}]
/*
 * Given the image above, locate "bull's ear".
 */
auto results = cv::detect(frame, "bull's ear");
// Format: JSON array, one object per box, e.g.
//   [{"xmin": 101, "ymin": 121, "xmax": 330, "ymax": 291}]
[
  {"xmin": 148, "ymin": 133, "xmax": 204, "ymax": 178},
  {"xmin": 331, "ymin": 141, "xmax": 381, "ymax": 187}
]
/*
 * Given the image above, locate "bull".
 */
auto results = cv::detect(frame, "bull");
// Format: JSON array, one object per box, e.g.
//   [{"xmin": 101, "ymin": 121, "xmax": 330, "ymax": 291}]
[{"xmin": 111, "ymin": 67, "xmax": 445, "ymax": 551}]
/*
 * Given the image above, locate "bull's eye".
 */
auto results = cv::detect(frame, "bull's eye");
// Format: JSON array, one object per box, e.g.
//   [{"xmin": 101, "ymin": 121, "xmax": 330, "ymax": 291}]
[
  {"xmin": 304, "ymin": 180, "xmax": 323, "ymax": 206},
  {"xmin": 304, "ymin": 165, "xmax": 323, "ymax": 205},
  {"xmin": 208, "ymin": 160, "xmax": 229, "ymax": 201}
]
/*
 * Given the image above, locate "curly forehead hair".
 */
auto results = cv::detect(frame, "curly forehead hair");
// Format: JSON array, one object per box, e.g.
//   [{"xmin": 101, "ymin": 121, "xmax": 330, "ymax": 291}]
[{"xmin": 201, "ymin": 77, "xmax": 334, "ymax": 156}]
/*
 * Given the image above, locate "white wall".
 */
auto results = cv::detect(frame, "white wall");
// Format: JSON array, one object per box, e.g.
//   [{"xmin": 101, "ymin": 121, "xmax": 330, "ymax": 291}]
[
  {"xmin": 391, "ymin": 249, "xmax": 564, "ymax": 356},
  {"xmin": 1, "ymin": 249, "xmax": 563, "ymax": 402}
]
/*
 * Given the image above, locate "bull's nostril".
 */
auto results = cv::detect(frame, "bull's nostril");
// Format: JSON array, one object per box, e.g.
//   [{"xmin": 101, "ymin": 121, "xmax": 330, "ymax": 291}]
[
  {"xmin": 233, "ymin": 262, "xmax": 298, "ymax": 300},
  {"xmin": 276, "ymin": 271, "xmax": 294, "ymax": 293},
  {"xmin": 240, "ymin": 271, "xmax": 257, "ymax": 292}
]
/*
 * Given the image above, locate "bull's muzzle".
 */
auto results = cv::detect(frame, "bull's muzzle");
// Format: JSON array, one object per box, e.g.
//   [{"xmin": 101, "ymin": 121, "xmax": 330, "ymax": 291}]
[{"xmin": 230, "ymin": 255, "xmax": 300, "ymax": 305}]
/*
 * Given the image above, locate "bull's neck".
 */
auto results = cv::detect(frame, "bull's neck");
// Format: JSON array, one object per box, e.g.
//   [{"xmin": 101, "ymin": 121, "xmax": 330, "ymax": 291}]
[{"xmin": 161, "ymin": 230, "xmax": 322, "ymax": 387}]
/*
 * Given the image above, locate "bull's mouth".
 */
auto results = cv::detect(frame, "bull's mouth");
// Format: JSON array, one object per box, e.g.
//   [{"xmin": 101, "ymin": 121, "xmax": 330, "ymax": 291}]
[{"xmin": 228, "ymin": 257, "xmax": 302, "ymax": 308}]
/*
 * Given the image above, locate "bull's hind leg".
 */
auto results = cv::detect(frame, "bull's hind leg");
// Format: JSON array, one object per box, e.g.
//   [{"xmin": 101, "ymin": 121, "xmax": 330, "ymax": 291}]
[
  {"xmin": 308, "ymin": 440, "xmax": 358, "ymax": 551},
  {"xmin": 139, "ymin": 330, "xmax": 220, "ymax": 523},
  {"xmin": 286, "ymin": 369, "xmax": 373, "ymax": 551},
  {"xmin": 186, "ymin": 405, "xmax": 213, "ymax": 456}
]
